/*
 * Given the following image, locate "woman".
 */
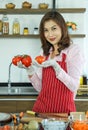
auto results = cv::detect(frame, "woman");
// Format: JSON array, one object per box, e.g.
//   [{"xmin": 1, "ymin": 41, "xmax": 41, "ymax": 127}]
[{"xmin": 17, "ymin": 11, "xmax": 84, "ymax": 114}]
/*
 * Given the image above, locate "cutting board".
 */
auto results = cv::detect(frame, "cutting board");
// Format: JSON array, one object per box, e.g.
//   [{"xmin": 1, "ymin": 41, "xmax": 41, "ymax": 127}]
[{"xmin": 21, "ymin": 113, "xmax": 68, "ymax": 123}]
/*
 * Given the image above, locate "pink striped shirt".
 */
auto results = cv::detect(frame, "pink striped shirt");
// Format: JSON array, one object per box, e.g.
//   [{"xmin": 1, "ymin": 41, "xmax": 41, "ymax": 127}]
[{"xmin": 29, "ymin": 44, "xmax": 84, "ymax": 98}]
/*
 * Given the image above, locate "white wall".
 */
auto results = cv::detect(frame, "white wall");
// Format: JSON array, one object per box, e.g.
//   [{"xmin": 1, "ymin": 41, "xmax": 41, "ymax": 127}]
[{"xmin": 0, "ymin": 0, "xmax": 87, "ymax": 82}]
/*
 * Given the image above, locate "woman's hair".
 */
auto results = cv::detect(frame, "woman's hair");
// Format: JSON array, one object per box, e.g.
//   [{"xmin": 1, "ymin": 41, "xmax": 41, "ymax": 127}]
[{"xmin": 39, "ymin": 10, "xmax": 72, "ymax": 56}]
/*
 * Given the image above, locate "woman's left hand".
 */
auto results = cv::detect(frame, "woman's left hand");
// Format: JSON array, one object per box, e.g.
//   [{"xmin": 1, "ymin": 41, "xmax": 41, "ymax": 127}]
[{"xmin": 41, "ymin": 59, "xmax": 61, "ymax": 76}]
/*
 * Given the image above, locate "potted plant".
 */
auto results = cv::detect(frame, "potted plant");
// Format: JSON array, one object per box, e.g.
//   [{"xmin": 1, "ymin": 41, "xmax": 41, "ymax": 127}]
[{"xmin": 66, "ymin": 21, "xmax": 77, "ymax": 33}]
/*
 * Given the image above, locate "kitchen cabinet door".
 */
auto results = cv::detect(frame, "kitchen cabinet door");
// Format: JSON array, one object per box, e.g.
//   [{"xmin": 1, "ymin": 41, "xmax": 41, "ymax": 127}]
[
  {"xmin": 0, "ymin": 101, "xmax": 16, "ymax": 113},
  {"xmin": 16, "ymin": 101, "xmax": 35, "ymax": 112}
]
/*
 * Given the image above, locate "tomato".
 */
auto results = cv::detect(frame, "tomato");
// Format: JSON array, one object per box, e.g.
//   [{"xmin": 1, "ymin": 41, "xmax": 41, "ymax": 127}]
[
  {"xmin": 21, "ymin": 55, "xmax": 32, "ymax": 67},
  {"xmin": 3, "ymin": 125, "xmax": 11, "ymax": 130},
  {"xmin": 12, "ymin": 55, "xmax": 22, "ymax": 66},
  {"xmin": 35, "ymin": 55, "xmax": 45, "ymax": 64},
  {"xmin": 0, "ymin": 127, "xmax": 3, "ymax": 130}
]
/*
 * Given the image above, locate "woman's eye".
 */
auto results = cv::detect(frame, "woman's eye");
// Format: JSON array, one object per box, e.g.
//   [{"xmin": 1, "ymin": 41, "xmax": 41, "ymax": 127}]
[
  {"xmin": 52, "ymin": 27, "xmax": 57, "ymax": 30},
  {"xmin": 44, "ymin": 29, "xmax": 48, "ymax": 32}
]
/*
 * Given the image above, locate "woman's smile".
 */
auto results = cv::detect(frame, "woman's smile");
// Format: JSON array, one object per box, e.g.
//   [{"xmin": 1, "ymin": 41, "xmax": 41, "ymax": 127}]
[{"xmin": 49, "ymin": 37, "xmax": 56, "ymax": 41}]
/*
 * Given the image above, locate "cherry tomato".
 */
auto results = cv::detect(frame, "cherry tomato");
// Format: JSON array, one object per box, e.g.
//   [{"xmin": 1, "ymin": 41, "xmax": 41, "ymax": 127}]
[
  {"xmin": 12, "ymin": 55, "xmax": 22, "ymax": 66},
  {"xmin": 35, "ymin": 55, "xmax": 45, "ymax": 64},
  {"xmin": 21, "ymin": 55, "xmax": 32, "ymax": 67}
]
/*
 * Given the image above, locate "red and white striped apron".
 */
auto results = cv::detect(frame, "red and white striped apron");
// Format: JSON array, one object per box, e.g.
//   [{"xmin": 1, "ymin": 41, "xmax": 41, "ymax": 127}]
[{"xmin": 32, "ymin": 53, "xmax": 76, "ymax": 114}]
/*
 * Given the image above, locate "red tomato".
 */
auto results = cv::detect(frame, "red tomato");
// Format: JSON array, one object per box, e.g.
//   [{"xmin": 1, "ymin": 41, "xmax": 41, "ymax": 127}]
[
  {"xmin": 21, "ymin": 55, "xmax": 32, "ymax": 67},
  {"xmin": 3, "ymin": 125, "xmax": 11, "ymax": 130},
  {"xmin": 12, "ymin": 55, "xmax": 22, "ymax": 66},
  {"xmin": 35, "ymin": 55, "xmax": 45, "ymax": 64},
  {"xmin": 0, "ymin": 127, "xmax": 3, "ymax": 130}
]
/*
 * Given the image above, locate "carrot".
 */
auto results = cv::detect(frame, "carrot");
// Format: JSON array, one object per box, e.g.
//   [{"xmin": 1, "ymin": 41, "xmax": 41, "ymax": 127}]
[
  {"xmin": 72, "ymin": 120, "xmax": 88, "ymax": 130},
  {"xmin": 12, "ymin": 114, "xmax": 17, "ymax": 120},
  {"xmin": 19, "ymin": 112, "xmax": 24, "ymax": 118}
]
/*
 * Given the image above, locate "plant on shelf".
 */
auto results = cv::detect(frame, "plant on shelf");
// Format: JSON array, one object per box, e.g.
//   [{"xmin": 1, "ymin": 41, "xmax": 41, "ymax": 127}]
[{"xmin": 66, "ymin": 21, "xmax": 77, "ymax": 31}]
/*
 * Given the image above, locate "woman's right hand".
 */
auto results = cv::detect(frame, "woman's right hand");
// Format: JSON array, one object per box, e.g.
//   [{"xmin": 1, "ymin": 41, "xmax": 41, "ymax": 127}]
[
  {"xmin": 17, "ymin": 61, "xmax": 35, "ymax": 76},
  {"xmin": 17, "ymin": 61, "xmax": 27, "ymax": 69}
]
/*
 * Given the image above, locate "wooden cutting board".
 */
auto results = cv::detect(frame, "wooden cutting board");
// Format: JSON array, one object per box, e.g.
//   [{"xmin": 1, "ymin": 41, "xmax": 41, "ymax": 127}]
[
  {"xmin": 21, "ymin": 113, "xmax": 68, "ymax": 123},
  {"xmin": 21, "ymin": 116, "xmax": 43, "ymax": 123}
]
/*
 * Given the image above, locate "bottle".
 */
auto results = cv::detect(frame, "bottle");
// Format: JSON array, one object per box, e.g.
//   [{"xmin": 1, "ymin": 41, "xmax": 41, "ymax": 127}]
[
  {"xmin": 2, "ymin": 15, "xmax": 9, "ymax": 34},
  {"xmin": 80, "ymin": 76, "xmax": 83, "ymax": 86},
  {"xmin": 0, "ymin": 20, "xmax": 3, "ymax": 34},
  {"xmin": 83, "ymin": 75, "xmax": 87, "ymax": 85},
  {"xmin": 12, "ymin": 18, "xmax": 20, "ymax": 34}
]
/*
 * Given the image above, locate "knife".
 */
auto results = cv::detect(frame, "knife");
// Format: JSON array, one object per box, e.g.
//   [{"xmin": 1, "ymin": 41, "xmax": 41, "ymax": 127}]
[
  {"xmin": 26, "ymin": 111, "xmax": 48, "ymax": 119},
  {"xmin": 26, "ymin": 110, "xmax": 68, "ymax": 119}
]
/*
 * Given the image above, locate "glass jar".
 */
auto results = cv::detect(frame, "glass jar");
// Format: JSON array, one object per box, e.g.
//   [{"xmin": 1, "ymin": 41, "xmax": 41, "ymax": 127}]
[
  {"xmin": 23, "ymin": 27, "xmax": 29, "ymax": 35},
  {"xmin": 2, "ymin": 15, "xmax": 9, "ymax": 34},
  {"xmin": 12, "ymin": 18, "xmax": 20, "ymax": 34},
  {"xmin": 0, "ymin": 20, "xmax": 3, "ymax": 34},
  {"xmin": 33, "ymin": 27, "xmax": 39, "ymax": 34}
]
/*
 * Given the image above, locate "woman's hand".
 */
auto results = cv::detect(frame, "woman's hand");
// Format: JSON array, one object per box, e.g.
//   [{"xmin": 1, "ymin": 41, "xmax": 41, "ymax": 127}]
[
  {"xmin": 33, "ymin": 59, "xmax": 61, "ymax": 76},
  {"xmin": 42, "ymin": 59, "xmax": 61, "ymax": 76},
  {"xmin": 17, "ymin": 61, "xmax": 35, "ymax": 76}
]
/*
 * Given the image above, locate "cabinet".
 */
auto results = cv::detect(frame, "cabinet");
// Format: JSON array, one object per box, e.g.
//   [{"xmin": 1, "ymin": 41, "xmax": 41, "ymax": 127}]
[
  {"xmin": 0, "ymin": 95, "xmax": 88, "ymax": 113},
  {"xmin": 0, "ymin": 8, "xmax": 86, "ymax": 38},
  {"xmin": 0, "ymin": 95, "xmax": 37, "ymax": 113}
]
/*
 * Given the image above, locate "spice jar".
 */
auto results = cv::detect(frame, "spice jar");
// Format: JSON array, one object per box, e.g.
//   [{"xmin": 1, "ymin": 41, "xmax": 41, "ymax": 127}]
[
  {"xmin": 2, "ymin": 15, "xmax": 9, "ymax": 34},
  {"xmin": 23, "ymin": 27, "xmax": 29, "ymax": 35},
  {"xmin": 12, "ymin": 18, "xmax": 20, "ymax": 34},
  {"xmin": 33, "ymin": 27, "xmax": 39, "ymax": 34}
]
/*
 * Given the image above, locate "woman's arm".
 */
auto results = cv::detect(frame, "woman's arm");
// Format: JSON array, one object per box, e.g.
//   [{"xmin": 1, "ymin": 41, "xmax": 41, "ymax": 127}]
[
  {"xmin": 57, "ymin": 44, "xmax": 84, "ymax": 92},
  {"xmin": 28, "ymin": 68, "xmax": 42, "ymax": 92}
]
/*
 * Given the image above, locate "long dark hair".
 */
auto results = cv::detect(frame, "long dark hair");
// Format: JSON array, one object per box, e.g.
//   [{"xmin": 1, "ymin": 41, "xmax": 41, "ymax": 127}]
[{"xmin": 39, "ymin": 10, "xmax": 72, "ymax": 56}]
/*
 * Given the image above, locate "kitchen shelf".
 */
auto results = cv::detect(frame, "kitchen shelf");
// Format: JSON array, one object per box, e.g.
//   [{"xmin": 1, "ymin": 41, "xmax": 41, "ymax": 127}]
[
  {"xmin": 80, "ymin": 85, "xmax": 88, "ymax": 88},
  {"xmin": 0, "ymin": 34, "xmax": 39, "ymax": 38},
  {"xmin": 78, "ymin": 88, "xmax": 88, "ymax": 91},
  {"xmin": 0, "ymin": 8, "xmax": 86, "ymax": 14},
  {"xmin": 0, "ymin": 34, "xmax": 85, "ymax": 38}
]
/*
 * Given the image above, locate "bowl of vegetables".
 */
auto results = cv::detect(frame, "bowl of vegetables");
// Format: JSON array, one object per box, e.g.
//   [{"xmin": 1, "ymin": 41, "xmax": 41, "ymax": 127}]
[{"xmin": 69, "ymin": 112, "xmax": 88, "ymax": 130}]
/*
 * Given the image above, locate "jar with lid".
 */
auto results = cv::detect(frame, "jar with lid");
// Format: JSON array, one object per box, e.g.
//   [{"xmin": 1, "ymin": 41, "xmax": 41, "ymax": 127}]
[
  {"xmin": 33, "ymin": 27, "xmax": 39, "ymax": 34},
  {"xmin": 23, "ymin": 27, "xmax": 29, "ymax": 35},
  {"xmin": 2, "ymin": 15, "xmax": 9, "ymax": 34},
  {"xmin": 12, "ymin": 18, "xmax": 20, "ymax": 34}
]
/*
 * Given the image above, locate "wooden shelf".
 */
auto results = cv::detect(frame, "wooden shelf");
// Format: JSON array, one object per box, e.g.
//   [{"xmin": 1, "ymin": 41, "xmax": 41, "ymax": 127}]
[
  {"xmin": 0, "ymin": 34, "xmax": 39, "ymax": 38},
  {"xmin": 0, "ymin": 8, "xmax": 86, "ymax": 14},
  {"xmin": 70, "ymin": 34, "xmax": 86, "ymax": 38},
  {"xmin": 0, "ymin": 34, "xmax": 85, "ymax": 38},
  {"xmin": 78, "ymin": 88, "xmax": 88, "ymax": 91},
  {"xmin": 80, "ymin": 85, "xmax": 88, "ymax": 88},
  {"xmin": 56, "ymin": 8, "xmax": 86, "ymax": 13}
]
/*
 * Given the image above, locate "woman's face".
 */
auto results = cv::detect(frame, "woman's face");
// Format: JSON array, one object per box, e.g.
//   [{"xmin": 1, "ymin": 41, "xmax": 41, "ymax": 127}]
[{"xmin": 44, "ymin": 20, "xmax": 62, "ymax": 46}]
